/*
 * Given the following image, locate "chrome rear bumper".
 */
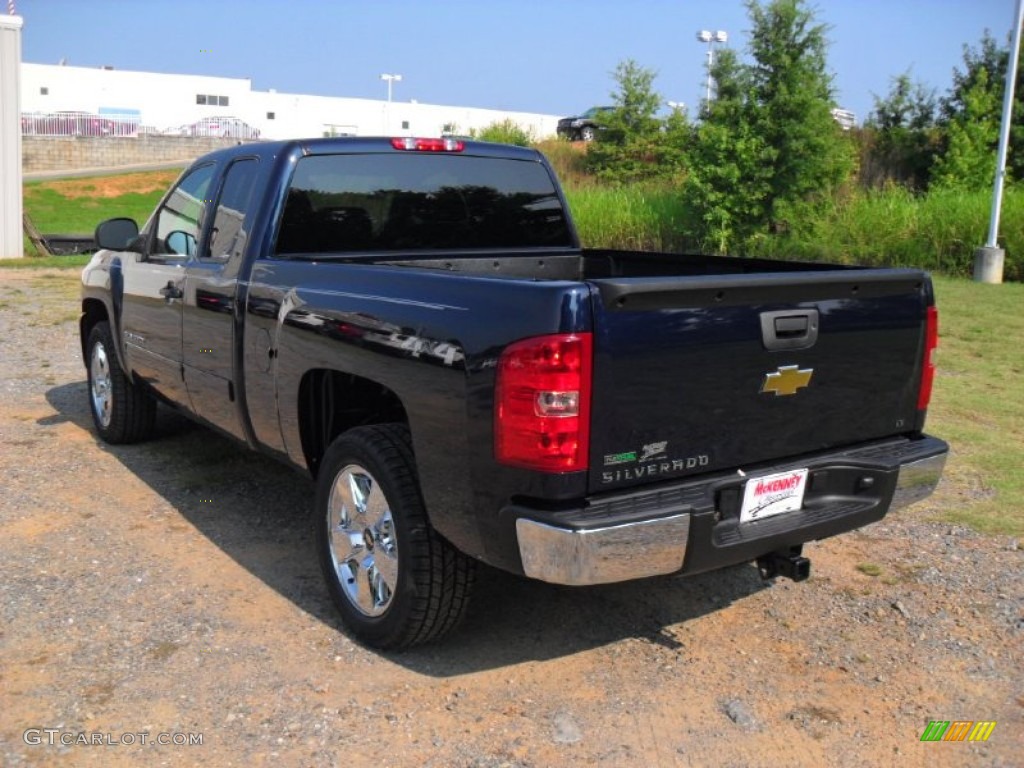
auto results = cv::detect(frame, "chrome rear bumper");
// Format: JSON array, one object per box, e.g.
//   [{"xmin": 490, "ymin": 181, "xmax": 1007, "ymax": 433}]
[
  {"xmin": 890, "ymin": 452, "xmax": 947, "ymax": 511},
  {"xmin": 514, "ymin": 440, "xmax": 947, "ymax": 587},
  {"xmin": 515, "ymin": 514, "xmax": 691, "ymax": 586}
]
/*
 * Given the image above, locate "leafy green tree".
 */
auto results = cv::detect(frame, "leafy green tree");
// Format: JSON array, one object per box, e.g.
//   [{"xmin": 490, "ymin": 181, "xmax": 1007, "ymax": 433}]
[
  {"xmin": 932, "ymin": 66, "xmax": 1001, "ymax": 189},
  {"xmin": 605, "ymin": 59, "xmax": 663, "ymax": 138},
  {"xmin": 659, "ymin": 104, "xmax": 693, "ymax": 169},
  {"xmin": 744, "ymin": 0, "xmax": 854, "ymax": 230},
  {"xmin": 862, "ymin": 72, "xmax": 939, "ymax": 190},
  {"xmin": 682, "ymin": 48, "xmax": 772, "ymax": 252},
  {"xmin": 943, "ymin": 32, "xmax": 1010, "ymax": 121},
  {"xmin": 682, "ymin": 0, "xmax": 853, "ymax": 251},
  {"xmin": 935, "ymin": 31, "xmax": 1023, "ymax": 187},
  {"xmin": 585, "ymin": 59, "xmax": 685, "ymax": 184}
]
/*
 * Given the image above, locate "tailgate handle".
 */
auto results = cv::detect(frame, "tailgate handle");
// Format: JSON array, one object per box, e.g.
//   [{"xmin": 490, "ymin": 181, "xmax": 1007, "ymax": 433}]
[
  {"xmin": 760, "ymin": 309, "xmax": 819, "ymax": 351},
  {"xmin": 775, "ymin": 316, "xmax": 808, "ymax": 337}
]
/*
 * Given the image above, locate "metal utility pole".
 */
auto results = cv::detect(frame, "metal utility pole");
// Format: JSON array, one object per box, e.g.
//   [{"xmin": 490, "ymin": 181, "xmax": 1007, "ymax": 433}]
[
  {"xmin": 697, "ymin": 30, "xmax": 727, "ymax": 113},
  {"xmin": 380, "ymin": 73, "xmax": 402, "ymax": 103},
  {"xmin": 975, "ymin": 0, "xmax": 1024, "ymax": 283}
]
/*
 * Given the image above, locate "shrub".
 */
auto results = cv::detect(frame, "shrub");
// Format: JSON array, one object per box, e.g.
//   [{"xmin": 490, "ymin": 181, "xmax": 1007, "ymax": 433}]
[{"xmin": 470, "ymin": 119, "xmax": 534, "ymax": 147}]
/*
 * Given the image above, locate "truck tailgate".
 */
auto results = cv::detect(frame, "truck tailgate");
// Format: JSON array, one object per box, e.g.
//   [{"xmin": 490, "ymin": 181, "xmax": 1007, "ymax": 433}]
[{"xmin": 586, "ymin": 270, "xmax": 931, "ymax": 494}]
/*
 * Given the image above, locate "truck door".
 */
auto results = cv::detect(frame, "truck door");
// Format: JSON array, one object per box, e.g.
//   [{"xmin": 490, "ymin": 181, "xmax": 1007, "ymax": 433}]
[
  {"xmin": 181, "ymin": 157, "xmax": 261, "ymax": 440},
  {"xmin": 120, "ymin": 162, "xmax": 217, "ymax": 407}
]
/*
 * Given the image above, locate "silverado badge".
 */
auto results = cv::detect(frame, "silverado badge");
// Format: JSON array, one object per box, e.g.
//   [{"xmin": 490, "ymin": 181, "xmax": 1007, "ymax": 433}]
[{"xmin": 761, "ymin": 365, "xmax": 813, "ymax": 396}]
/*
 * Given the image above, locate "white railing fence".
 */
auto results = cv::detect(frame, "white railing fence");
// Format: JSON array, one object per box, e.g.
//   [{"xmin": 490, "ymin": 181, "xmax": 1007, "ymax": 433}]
[
  {"xmin": 21, "ymin": 111, "xmax": 140, "ymax": 137},
  {"xmin": 20, "ymin": 112, "xmax": 261, "ymax": 139}
]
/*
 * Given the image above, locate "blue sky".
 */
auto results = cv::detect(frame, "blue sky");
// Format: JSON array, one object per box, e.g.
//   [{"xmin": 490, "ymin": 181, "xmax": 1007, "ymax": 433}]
[{"xmin": 16, "ymin": 0, "xmax": 1018, "ymax": 123}]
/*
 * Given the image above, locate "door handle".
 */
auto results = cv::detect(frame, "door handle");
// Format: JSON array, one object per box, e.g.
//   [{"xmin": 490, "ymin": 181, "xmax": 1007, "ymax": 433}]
[{"xmin": 159, "ymin": 281, "xmax": 183, "ymax": 301}]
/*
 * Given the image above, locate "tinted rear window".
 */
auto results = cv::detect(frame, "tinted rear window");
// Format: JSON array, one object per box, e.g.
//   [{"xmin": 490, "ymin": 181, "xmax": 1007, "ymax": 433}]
[{"xmin": 275, "ymin": 153, "xmax": 572, "ymax": 254}]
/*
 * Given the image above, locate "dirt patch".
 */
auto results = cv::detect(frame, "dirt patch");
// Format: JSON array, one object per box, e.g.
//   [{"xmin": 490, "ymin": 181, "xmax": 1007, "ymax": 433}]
[
  {"xmin": 33, "ymin": 170, "xmax": 181, "ymax": 199},
  {"xmin": 0, "ymin": 269, "xmax": 1020, "ymax": 767}
]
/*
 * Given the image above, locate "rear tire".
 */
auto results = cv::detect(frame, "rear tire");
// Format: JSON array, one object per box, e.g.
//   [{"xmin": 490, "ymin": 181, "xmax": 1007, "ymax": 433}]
[
  {"xmin": 580, "ymin": 125, "xmax": 596, "ymax": 141},
  {"xmin": 85, "ymin": 321, "xmax": 156, "ymax": 444},
  {"xmin": 315, "ymin": 424, "xmax": 475, "ymax": 649}
]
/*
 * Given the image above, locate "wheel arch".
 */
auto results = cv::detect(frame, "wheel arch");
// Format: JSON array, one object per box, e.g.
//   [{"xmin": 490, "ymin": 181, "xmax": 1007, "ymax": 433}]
[
  {"xmin": 297, "ymin": 368, "xmax": 409, "ymax": 480},
  {"xmin": 80, "ymin": 298, "xmax": 109, "ymax": 360},
  {"xmin": 80, "ymin": 296, "xmax": 133, "ymax": 379}
]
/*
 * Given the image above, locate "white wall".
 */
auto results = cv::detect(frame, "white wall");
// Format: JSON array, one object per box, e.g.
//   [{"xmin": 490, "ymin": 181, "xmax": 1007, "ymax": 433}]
[
  {"xmin": 1, "ymin": 15, "xmax": 24, "ymax": 259},
  {"xmin": 21, "ymin": 63, "xmax": 560, "ymax": 140},
  {"xmin": 22, "ymin": 63, "xmax": 252, "ymax": 131}
]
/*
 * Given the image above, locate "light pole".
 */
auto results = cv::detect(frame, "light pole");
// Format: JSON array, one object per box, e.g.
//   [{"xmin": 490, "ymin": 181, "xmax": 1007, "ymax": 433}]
[
  {"xmin": 696, "ymin": 30, "xmax": 727, "ymax": 111},
  {"xmin": 380, "ymin": 73, "xmax": 402, "ymax": 103},
  {"xmin": 975, "ymin": 0, "xmax": 1024, "ymax": 283}
]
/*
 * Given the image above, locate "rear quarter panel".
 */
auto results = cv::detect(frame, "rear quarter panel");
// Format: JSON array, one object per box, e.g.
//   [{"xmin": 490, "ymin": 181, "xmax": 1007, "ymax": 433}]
[{"xmin": 249, "ymin": 259, "xmax": 593, "ymax": 562}]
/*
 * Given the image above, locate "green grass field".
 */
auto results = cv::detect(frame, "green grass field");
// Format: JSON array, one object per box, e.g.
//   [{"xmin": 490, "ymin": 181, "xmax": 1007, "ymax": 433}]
[
  {"xmin": 928, "ymin": 277, "xmax": 1024, "ymax": 536},
  {"xmin": 7, "ymin": 169, "xmax": 1021, "ymax": 536}
]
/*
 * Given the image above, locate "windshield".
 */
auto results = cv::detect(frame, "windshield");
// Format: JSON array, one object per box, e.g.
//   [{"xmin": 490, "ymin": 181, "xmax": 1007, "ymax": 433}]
[{"xmin": 275, "ymin": 153, "xmax": 573, "ymax": 254}]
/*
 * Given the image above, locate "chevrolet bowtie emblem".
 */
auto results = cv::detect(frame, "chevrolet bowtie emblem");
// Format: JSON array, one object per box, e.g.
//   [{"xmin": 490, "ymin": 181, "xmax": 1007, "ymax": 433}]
[{"xmin": 761, "ymin": 365, "xmax": 813, "ymax": 396}]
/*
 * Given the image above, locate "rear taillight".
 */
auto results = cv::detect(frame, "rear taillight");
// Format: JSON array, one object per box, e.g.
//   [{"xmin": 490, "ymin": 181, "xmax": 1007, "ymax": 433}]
[
  {"xmin": 390, "ymin": 137, "xmax": 464, "ymax": 152},
  {"xmin": 917, "ymin": 305, "xmax": 938, "ymax": 411},
  {"xmin": 495, "ymin": 333, "xmax": 592, "ymax": 472}
]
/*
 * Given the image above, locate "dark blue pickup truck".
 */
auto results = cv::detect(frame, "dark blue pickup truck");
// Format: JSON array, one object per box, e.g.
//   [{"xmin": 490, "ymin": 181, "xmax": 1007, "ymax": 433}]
[{"xmin": 81, "ymin": 137, "xmax": 947, "ymax": 648}]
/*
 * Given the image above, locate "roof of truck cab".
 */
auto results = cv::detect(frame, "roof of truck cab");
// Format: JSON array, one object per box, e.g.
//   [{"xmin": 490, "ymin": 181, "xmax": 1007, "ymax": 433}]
[{"xmin": 187, "ymin": 137, "xmax": 545, "ymax": 167}]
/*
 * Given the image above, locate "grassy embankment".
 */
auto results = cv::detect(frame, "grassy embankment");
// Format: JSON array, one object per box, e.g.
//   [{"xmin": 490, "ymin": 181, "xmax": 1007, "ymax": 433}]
[
  {"xmin": 17, "ymin": 169, "xmax": 182, "ymax": 265},
  {"xmin": 6, "ymin": 167, "xmax": 1022, "ymax": 536}
]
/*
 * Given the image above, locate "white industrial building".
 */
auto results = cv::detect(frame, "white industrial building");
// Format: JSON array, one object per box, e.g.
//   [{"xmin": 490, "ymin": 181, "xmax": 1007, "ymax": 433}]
[{"xmin": 19, "ymin": 62, "xmax": 561, "ymax": 140}]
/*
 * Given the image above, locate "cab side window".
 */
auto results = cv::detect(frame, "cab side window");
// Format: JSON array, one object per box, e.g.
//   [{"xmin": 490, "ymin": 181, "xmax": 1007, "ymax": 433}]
[
  {"xmin": 206, "ymin": 158, "xmax": 259, "ymax": 261},
  {"xmin": 153, "ymin": 164, "xmax": 216, "ymax": 258}
]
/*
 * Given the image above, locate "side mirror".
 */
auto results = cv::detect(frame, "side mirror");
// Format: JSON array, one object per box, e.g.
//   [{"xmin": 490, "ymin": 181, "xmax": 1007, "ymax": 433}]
[
  {"xmin": 165, "ymin": 230, "xmax": 197, "ymax": 257},
  {"xmin": 94, "ymin": 218, "xmax": 140, "ymax": 251}
]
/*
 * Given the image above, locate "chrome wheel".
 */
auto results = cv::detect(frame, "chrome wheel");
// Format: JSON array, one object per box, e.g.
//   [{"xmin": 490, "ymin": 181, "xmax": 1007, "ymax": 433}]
[
  {"xmin": 315, "ymin": 425, "xmax": 475, "ymax": 648},
  {"xmin": 89, "ymin": 339, "xmax": 113, "ymax": 428},
  {"xmin": 326, "ymin": 464, "xmax": 399, "ymax": 617},
  {"xmin": 83, "ymin": 322, "xmax": 155, "ymax": 444}
]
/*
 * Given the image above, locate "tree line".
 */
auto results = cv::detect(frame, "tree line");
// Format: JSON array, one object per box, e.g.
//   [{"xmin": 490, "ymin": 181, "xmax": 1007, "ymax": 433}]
[{"xmin": 583, "ymin": 0, "xmax": 1019, "ymax": 255}]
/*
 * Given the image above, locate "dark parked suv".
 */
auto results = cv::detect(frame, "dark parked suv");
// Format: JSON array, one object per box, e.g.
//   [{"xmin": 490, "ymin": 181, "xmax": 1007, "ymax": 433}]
[{"xmin": 556, "ymin": 106, "xmax": 613, "ymax": 141}]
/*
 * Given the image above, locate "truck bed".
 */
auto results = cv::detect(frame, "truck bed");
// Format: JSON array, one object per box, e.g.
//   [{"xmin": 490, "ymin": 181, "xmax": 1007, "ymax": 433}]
[
  {"xmin": 331, "ymin": 248, "xmax": 933, "ymax": 494},
  {"xmin": 373, "ymin": 248, "xmax": 851, "ymax": 281}
]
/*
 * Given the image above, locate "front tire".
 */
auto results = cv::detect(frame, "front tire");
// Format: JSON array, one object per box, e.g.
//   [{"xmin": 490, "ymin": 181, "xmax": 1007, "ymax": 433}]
[
  {"xmin": 580, "ymin": 125, "xmax": 596, "ymax": 141},
  {"xmin": 85, "ymin": 321, "xmax": 156, "ymax": 444},
  {"xmin": 315, "ymin": 424, "xmax": 475, "ymax": 649}
]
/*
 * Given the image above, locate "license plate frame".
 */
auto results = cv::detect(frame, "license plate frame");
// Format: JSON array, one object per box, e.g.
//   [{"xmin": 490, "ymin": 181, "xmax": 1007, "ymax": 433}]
[{"xmin": 739, "ymin": 468, "xmax": 809, "ymax": 524}]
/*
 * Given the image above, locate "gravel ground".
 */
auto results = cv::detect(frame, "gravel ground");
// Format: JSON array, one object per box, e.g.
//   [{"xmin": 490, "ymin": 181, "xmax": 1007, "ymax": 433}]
[{"xmin": 0, "ymin": 268, "xmax": 1021, "ymax": 767}]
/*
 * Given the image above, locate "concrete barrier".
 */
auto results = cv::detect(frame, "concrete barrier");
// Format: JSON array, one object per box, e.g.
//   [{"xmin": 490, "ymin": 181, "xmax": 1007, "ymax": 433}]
[{"xmin": 22, "ymin": 135, "xmax": 259, "ymax": 174}]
